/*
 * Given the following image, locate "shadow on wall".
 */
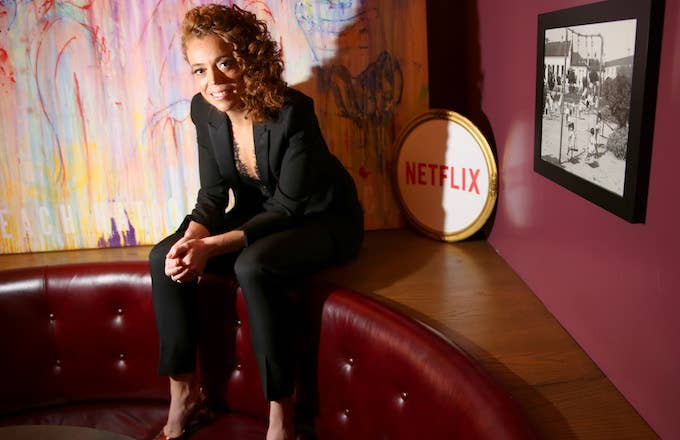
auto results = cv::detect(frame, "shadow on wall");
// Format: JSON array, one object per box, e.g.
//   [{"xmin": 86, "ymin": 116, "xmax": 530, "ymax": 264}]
[
  {"xmin": 290, "ymin": 0, "xmax": 430, "ymax": 230},
  {"xmin": 426, "ymin": 0, "xmax": 574, "ymax": 436},
  {"xmin": 426, "ymin": 0, "xmax": 499, "ymax": 240}
]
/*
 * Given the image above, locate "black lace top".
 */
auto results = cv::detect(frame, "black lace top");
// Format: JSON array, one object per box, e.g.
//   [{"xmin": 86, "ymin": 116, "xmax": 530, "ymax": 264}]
[{"xmin": 233, "ymin": 141, "xmax": 269, "ymax": 194}]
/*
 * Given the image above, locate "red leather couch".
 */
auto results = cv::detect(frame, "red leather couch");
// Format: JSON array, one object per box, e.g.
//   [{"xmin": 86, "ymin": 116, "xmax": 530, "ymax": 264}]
[{"xmin": 0, "ymin": 262, "xmax": 536, "ymax": 439}]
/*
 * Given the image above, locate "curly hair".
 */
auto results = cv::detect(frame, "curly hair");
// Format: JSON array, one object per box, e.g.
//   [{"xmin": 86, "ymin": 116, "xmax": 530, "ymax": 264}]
[{"xmin": 181, "ymin": 4, "xmax": 287, "ymax": 122}]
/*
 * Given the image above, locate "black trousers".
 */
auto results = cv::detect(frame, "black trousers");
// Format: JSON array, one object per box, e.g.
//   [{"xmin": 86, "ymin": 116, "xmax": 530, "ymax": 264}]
[{"xmin": 149, "ymin": 217, "xmax": 339, "ymax": 402}]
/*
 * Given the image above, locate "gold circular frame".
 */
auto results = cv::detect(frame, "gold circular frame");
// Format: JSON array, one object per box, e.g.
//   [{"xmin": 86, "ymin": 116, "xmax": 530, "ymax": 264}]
[{"xmin": 392, "ymin": 109, "xmax": 498, "ymax": 242}]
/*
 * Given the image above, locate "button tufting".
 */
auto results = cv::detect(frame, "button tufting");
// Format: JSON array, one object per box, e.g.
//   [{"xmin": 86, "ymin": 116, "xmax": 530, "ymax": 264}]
[
  {"xmin": 117, "ymin": 308, "xmax": 123, "ymax": 315},
  {"xmin": 236, "ymin": 363, "xmax": 242, "ymax": 370},
  {"xmin": 56, "ymin": 359, "xmax": 62, "ymax": 366},
  {"xmin": 347, "ymin": 357, "xmax": 355, "ymax": 366},
  {"xmin": 343, "ymin": 408, "xmax": 351, "ymax": 417},
  {"xmin": 401, "ymin": 391, "xmax": 408, "ymax": 401},
  {"xmin": 236, "ymin": 320, "xmax": 242, "ymax": 328},
  {"xmin": 49, "ymin": 313, "xmax": 55, "ymax": 321},
  {"xmin": 119, "ymin": 353, "xmax": 125, "ymax": 360}
]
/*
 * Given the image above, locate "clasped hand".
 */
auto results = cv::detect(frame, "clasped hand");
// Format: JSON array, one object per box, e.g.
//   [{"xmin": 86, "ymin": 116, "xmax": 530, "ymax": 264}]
[{"xmin": 165, "ymin": 237, "xmax": 211, "ymax": 283}]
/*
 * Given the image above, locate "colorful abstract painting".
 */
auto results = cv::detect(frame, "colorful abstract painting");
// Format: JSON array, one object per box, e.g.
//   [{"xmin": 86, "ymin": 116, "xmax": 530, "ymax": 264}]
[{"xmin": 0, "ymin": 0, "xmax": 428, "ymax": 254}]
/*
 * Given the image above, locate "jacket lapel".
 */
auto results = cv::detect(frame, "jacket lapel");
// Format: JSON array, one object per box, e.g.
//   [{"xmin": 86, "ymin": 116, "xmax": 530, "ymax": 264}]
[
  {"xmin": 253, "ymin": 123, "xmax": 271, "ymax": 188},
  {"xmin": 207, "ymin": 109, "xmax": 238, "ymax": 186},
  {"xmin": 205, "ymin": 106, "xmax": 271, "ymax": 190}
]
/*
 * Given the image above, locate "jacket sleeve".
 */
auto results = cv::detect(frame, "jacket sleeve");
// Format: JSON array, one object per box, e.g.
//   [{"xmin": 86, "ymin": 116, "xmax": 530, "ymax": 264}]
[
  {"xmin": 189, "ymin": 96, "xmax": 229, "ymax": 233},
  {"xmin": 237, "ymin": 95, "xmax": 329, "ymax": 245}
]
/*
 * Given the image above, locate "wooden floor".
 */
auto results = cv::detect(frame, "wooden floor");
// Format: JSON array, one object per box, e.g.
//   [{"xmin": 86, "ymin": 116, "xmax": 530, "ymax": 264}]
[{"xmin": 0, "ymin": 229, "xmax": 657, "ymax": 439}]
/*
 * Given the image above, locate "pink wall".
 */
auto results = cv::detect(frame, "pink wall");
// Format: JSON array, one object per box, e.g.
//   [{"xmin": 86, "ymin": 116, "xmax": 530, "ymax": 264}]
[{"xmin": 471, "ymin": 0, "xmax": 680, "ymax": 438}]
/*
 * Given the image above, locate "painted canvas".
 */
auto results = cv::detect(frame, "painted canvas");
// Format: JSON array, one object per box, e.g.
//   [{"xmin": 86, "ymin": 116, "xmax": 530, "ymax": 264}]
[{"xmin": 0, "ymin": 0, "xmax": 428, "ymax": 253}]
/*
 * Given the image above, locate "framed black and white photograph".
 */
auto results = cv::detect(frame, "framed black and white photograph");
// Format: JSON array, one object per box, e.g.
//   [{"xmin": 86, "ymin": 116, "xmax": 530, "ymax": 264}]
[{"xmin": 534, "ymin": 0, "xmax": 664, "ymax": 222}]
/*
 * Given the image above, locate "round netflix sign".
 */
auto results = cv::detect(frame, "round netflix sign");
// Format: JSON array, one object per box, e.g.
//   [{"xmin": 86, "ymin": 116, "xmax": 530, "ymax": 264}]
[{"xmin": 393, "ymin": 110, "xmax": 497, "ymax": 242}]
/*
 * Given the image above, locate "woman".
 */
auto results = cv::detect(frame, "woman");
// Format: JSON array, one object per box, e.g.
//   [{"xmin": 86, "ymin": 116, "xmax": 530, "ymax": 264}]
[{"xmin": 149, "ymin": 4, "xmax": 363, "ymax": 439}]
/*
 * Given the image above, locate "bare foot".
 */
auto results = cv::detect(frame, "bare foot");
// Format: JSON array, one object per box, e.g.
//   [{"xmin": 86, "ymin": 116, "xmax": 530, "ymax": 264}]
[
  {"xmin": 163, "ymin": 398, "xmax": 199, "ymax": 437},
  {"xmin": 162, "ymin": 374, "xmax": 202, "ymax": 438},
  {"xmin": 266, "ymin": 424, "xmax": 295, "ymax": 440}
]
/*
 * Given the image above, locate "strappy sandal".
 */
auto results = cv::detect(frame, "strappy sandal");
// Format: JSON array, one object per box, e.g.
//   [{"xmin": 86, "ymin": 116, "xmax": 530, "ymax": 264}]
[{"xmin": 153, "ymin": 399, "xmax": 214, "ymax": 440}]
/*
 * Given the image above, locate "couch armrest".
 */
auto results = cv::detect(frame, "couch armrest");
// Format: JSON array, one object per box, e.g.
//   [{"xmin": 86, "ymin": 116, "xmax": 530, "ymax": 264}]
[{"xmin": 307, "ymin": 283, "xmax": 536, "ymax": 439}]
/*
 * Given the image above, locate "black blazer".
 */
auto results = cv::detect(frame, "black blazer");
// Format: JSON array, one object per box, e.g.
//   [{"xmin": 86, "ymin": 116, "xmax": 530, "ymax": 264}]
[{"xmin": 189, "ymin": 88, "xmax": 363, "ymax": 261}]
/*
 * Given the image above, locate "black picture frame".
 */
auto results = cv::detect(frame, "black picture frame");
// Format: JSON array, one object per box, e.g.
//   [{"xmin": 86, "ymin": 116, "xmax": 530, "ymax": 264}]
[{"xmin": 534, "ymin": 0, "xmax": 664, "ymax": 223}]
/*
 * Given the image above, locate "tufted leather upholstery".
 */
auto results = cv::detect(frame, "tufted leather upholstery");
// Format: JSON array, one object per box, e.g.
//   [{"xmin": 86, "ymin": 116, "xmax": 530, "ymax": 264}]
[{"xmin": 0, "ymin": 262, "xmax": 536, "ymax": 439}]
